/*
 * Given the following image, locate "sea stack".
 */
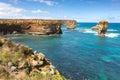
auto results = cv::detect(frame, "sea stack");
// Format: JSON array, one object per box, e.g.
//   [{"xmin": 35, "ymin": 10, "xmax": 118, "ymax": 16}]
[{"xmin": 92, "ymin": 20, "xmax": 108, "ymax": 36}]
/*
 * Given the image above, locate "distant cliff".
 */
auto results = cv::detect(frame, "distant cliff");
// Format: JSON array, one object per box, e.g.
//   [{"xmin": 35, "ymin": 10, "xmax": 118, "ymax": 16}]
[{"xmin": 0, "ymin": 19, "xmax": 77, "ymax": 35}]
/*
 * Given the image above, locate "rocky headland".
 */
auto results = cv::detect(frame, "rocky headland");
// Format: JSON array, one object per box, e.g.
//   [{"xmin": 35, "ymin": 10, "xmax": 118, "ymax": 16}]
[
  {"xmin": 0, "ymin": 36, "xmax": 66, "ymax": 80},
  {"xmin": 92, "ymin": 20, "xmax": 108, "ymax": 36},
  {"xmin": 0, "ymin": 19, "xmax": 76, "ymax": 35}
]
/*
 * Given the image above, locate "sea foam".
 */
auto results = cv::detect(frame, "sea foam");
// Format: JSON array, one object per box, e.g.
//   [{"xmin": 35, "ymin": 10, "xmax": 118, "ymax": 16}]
[
  {"xmin": 80, "ymin": 28, "xmax": 120, "ymax": 38},
  {"xmin": 105, "ymin": 33, "xmax": 120, "ymax": 38},
  {"xmin": 81, "ymin": 29, "xmax": 97, "ymax": 34},
  {"xmin": 108, "ymin": 29, "xmax": 118, "ymax": 32}
]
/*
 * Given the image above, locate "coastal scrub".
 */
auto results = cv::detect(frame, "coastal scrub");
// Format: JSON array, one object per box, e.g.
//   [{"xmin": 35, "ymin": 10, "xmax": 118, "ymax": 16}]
[{"xmin": 0, "ymin": 36, "xmax": 66, "ymax": 80}]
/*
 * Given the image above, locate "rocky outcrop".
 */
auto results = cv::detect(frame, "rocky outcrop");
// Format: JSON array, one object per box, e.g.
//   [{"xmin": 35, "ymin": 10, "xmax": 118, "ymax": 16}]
[
  {"xmin": 0, "ymin": 19, "xmax": 77, "ymax": 35},
  {"xmin": 0, "ymin": 36, "xmax": 66, "ymax": 80},
  {"xmin": 62, "ymin": 20, "xmax": 77, "ymax": 29},
  {"xmin": 0, "ymin": 19, "xmax": 62, "ymax": 35},
  {"xmin": 92, "ymin": 20, "xmax": 108, "ymax": 36}
]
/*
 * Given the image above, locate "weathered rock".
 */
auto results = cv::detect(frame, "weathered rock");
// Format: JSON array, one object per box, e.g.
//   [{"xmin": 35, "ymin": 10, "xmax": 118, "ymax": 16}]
[
  {"xmin": 11, "ymin": 66, "xmax": 17, "ymax": 72},
  {"xmin": 0, "ymin": 36, "xmax": 65, "ymax": 80},
  {"xmin": 18, "ymin": 61, "xmax": 26, "ymax": 69},
  {"xmin": 8, "ymin": 62, "xmax": 13, "ymax": 67},
  {"xmin": 38, "ymin": 53, "xmax": 45, "ymax": 60},
  {"xmin": 0, "ymin": 19, "xmax": 77, "ymax": 35},
  {"xmin": 62, "ymin": 20, "xmax": 77, "ymax": 29},
  {"xmin": 26, "ymin": 53, "xmax": 47, "ymax": 68},
  {"xmin": 92, "ymin": 20, "xmax": 108, "ymax": 36}
]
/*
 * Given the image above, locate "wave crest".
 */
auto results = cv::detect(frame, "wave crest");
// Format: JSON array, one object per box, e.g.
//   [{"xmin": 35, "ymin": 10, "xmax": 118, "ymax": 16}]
[{"xmin": 80, "ymin": 28, "xmax": 120, "ymax": 38}]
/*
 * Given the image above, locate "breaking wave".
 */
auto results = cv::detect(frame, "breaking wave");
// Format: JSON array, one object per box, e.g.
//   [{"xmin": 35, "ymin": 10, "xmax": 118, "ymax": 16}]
[
  {"xmin": 105, "ymin": 33, "xmax": 120, "ymax": 38},
  {"xmin": 108, "ymin": 29, "xmax": 118, "ymax": 32},
  {"xmin": 80, "ymin": 28, "xmax": 120, "ymax": 38}
]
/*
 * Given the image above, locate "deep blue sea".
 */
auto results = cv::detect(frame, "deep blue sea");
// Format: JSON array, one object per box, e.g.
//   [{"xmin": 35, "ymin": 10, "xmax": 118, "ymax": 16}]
[{"xmin": 7, "ymin": 23, "xmax": 120, "ymax": 80}]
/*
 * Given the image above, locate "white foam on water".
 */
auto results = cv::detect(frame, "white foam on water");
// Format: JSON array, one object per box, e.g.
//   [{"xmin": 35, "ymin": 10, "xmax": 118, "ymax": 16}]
[
  {"xmin": 11, "ymin": 37, "xmax": 17, "ymax": 39},
  {"xmin": 105, "ymin": 33, "xmax": 120, "ymax": 38},
  {"xmin": 80, "ymin": 29, "xmax": 97, "ymax": 34},
  {"xmin": 94, "ymin": 33, "xmax": 120, "ymax": 38},
  {"xmin": 108, "ymin": 29, "xmax": 118, "ymax": 32}
]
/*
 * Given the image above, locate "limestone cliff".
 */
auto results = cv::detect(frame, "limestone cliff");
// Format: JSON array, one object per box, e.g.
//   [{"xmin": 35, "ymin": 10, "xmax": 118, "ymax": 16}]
[
  {"xmin": 0, "ymin": 19, "xmax": 77, "ymax": 35},
  {"xmin": 0, "ymin": 36, "xmax": 66, "ymax": 80},
  {"xmin": 92, "ymin": 20, "xmax": 108, "ymax": 36},
  {"xmin": 62, "ymin": 20, "xmax": 77, "ymax": 29}
]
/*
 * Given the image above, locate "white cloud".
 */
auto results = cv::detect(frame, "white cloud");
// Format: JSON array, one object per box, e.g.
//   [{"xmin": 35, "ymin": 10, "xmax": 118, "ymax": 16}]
[
  {"xmin": 32, "ymin": 9, "xmax": 49, "ymax": 14},
  {"xmin": 33, "ymin": 0, "xmax": 57, "ymax": 6},
  {"xmin": 0, "ymin": 2, "xmax": 51, "ymax": 19},
  {"xmin": 106, "ymin": 16, "xmax": 120, "ymax": 22},
  {"xmin": 0, "ymin": 2, "xmax": 25, "ymax": 18}
]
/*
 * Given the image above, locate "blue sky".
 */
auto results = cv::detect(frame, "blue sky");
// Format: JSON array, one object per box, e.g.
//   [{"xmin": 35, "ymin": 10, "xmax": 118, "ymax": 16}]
[{"xmin": 0, "ymin": 0, "xmax": 120, "ymax": 22}]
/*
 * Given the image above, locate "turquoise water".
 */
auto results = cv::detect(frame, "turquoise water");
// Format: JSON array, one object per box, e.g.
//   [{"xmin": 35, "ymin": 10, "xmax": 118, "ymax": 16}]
[{"xmin": 7, "ymin": 23, "xmax": 120, "ymax": 80}]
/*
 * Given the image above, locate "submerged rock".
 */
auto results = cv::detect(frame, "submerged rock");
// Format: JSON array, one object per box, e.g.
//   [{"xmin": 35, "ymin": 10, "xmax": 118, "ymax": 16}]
[{"xmin": 92, "ymin": 20, "xmax": 108, "ymax": 36}]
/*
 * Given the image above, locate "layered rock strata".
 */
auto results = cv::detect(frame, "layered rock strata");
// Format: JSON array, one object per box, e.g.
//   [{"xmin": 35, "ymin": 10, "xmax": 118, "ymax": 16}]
[
  {"xmin": 0, "ymin": 19, "xmax": 76, "ymax": 35},
  {"xmin": 62, "ymin": 20, "xmax": 77, "ymax": 29}
]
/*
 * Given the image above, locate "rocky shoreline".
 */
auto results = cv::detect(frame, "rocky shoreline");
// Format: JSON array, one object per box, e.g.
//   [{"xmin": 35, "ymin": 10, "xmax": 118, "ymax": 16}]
[
  {"xmin": 0, "ymin": 19, "xmax": 76, "ymax": 80},
  {"xmin": 0, "ymin": 36, "xmax": 66, "ymax": 80}
]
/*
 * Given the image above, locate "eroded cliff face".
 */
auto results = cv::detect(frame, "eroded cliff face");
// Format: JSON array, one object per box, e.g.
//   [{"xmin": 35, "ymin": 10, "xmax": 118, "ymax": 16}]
[
  {"xmin": 0, "ymin": 36, "xmax": 66, "ymax": 80},
  {"xmin": 0, "ymin": 19, "xmax": 77, "ymax": 35},
  {"xmin": 62, "ymin": 20, "xmax": 77, "ymax": 29},
  {"xmin": 92, "ymin": 20, "xmax": 108, "ymax": 36}
]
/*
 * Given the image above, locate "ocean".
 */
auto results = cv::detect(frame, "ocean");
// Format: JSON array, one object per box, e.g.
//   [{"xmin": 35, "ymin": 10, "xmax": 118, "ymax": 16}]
[{"xmin": 7, "ymin": 23, "xmax": 120, "ymax": 80}]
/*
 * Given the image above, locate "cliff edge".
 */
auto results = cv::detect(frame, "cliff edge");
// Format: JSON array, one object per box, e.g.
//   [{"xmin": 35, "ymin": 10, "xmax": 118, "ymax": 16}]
[
  {"xmin": 0, "ymin": 36, "xmax": 66, "ymax": 80},
  {"xmin": 0, "ymin": 19, "xmax": 77, "ymax": 35}
]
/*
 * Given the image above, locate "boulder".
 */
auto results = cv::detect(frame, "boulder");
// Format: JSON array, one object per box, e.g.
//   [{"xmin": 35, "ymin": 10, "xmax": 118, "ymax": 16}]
[
  {"xmin": 92, "ymin": 20, "xmax": 108, "ymax": 36},
  {"xmin": 26, "ymin": 53, "xmax": 46, "ymax": 68},
  {"xmin": 11, "ymin": 66, "xmax": 17, "ymax": 72},
  {"xmin": 38, "ymin": 53, "xmax": 45, "ymax": 60}
]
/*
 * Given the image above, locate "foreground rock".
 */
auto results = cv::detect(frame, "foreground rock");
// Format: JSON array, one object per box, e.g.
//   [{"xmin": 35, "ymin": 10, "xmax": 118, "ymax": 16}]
[
  {"xmin": 92, "ymin": 20, "xmax": 108, "ymax": 36},
  {"xmin": 0, "ymin": 19, "xmax": 76, "ymax": 35},
  {"xmin": 0, "ymin": 36, "xmax": 66, "ymax": 80}
]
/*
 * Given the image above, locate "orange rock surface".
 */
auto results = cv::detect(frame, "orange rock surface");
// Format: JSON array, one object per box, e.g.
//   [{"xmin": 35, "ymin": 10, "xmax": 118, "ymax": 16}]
[{"xmin": 0, "ymin": 19, "xmax": 76, "ymax": 35}]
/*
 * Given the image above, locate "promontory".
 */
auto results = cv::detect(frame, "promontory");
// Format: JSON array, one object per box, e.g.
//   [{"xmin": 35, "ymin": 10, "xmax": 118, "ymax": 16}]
[{"xmin": 0, "ymin": 19, "xmax": 77, "ymax": 35}]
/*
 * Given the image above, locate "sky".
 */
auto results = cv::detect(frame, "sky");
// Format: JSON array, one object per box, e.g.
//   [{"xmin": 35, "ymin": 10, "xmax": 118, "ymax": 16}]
[{"xmin": 0, "ymin": 0, "xmax": 120, "ymax": 22}]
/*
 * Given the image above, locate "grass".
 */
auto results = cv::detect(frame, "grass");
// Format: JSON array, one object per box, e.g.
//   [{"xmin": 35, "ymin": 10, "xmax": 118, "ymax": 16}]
[
  {"xmin": 0, "ymin": 65, "xmax": 11, "ymax": 80},
  {"xmin": 0, "ymin": 36, "xmax": 66, "ymax": 80}
]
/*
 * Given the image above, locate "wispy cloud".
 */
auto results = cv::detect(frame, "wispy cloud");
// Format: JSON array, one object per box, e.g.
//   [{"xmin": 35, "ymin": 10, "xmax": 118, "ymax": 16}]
[
  {"xmin": 9, "ymin": 0, "xmax": 19, "ymax": 4},
  {"xmin": 106, "ymin": 16, "xmax": 120, "ymax": 22},
  {"xmin": 112, "ymin": 0, "xmax": 120, "ymax": 2},
  {"xmin": 0, "ymin": 2, "xmax": 25, "ymax": 18},
  {"xmin": 32, "ymin": 9, "xmax": 49, "ymax": 14},
  {"xmin": 79, "ymin": 0, "xmax": 96, "ymax": 4},
  {"xmin": 111, "ymin": 0, "xmax": 120, "ymax": 5},
  {"xmin": 0, "ymin": 2, "xmax": 51, "ymax": 19},
  {"xmin": 33, "ymin": 0, "xmax": 57, "ymax": 6}
]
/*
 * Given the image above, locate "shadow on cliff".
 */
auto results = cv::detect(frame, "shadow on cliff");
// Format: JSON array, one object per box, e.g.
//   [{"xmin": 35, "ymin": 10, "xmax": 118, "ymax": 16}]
[{"xmin": 0, "ymin": 24, "xmax": 23, "ymax": 35}]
